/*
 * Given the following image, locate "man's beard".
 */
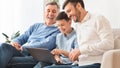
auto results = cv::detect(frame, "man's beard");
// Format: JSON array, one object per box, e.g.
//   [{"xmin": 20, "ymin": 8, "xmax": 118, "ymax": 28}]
[{"xmin": 74, "ymin": 9, "xmax": 81, "ymax": 22}]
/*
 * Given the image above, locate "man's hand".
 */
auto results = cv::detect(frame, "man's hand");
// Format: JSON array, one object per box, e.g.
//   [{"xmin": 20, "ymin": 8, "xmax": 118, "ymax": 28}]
[
  {"xmin": 69, "ymin": 48, "xmax": 80, "ymax": 62},
  {"xmin": 12, "ymin": 42, "xmax": 22, "ymax": 51},
  {"xmin": 54, "ymin": 55, "xmax": 62, "ymax": 64}
]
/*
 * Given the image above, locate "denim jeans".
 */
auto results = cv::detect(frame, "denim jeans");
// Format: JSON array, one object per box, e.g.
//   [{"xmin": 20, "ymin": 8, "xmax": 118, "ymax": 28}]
[
  {"xmin": 7, "ymin": 56, "xmax": 37, "ymax": 68},
  {"xmin": 34, "ymin": 62, "xmax": 53, "ymax": 68},
  {"xmin": 43, "ymin": 63, "xmax": 101, "ymax": 68},
  {"xmin": 34, "ymin": 62, "xmax": 74, "ymax": 68},
  {"xmin": 0, "ymin": 43, "xmax": 37, "ymax": 68}
]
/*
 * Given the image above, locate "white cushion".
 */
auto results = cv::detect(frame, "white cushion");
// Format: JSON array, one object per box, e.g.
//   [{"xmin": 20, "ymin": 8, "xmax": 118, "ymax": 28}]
[{"xmin": 101, "ymin": 49, "xmax": 120, "ymax": 68}]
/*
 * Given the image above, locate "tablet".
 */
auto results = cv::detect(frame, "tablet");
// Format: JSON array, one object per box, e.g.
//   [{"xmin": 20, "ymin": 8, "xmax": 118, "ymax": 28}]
[{"xmin": 27, "ymin": 48, "xmax": 57, "ymax": 64}]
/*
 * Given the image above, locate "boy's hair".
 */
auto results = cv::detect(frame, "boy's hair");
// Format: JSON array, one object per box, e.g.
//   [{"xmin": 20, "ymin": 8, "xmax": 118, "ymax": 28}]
[
  {"xmin": 63, "ymin": 0, "xmax": 85, "ymax": 9},
  {"xmin": 46, "ymin": 1, "xmax": 59, "ymax": 9},
  {"xmin": 56, "ymin": 12, "xmax": 70, "ymax": 21}
]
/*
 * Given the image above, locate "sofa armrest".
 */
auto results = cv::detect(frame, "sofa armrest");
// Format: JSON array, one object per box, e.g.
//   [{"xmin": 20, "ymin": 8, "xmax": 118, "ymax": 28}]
[{"xmin": 101, "ymin": 49, "xmax": 120, "ymax": 68}]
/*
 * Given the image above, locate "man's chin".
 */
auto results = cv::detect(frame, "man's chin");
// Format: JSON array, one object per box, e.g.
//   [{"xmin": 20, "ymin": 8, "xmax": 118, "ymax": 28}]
[
  {"xmin": 72, "ymin": 20, "xmax": 77, "ymax": 22},
  {"xmin": 47, "ymin": 19, "xmax": 54, "ymax": 21},
  {"xmin": 73, "ymin": 19, "xmax": 79, "ymax": 22},
  {"xmin": 46, "ymin": 19, "xmax": 54, "ymax": 23}
]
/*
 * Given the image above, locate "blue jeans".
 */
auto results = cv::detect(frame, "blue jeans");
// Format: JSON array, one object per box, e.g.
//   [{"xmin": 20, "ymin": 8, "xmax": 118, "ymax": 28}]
[
  {"xmin": 7, "ymin": 56, "xmax": 37, "ymax": 68},
  {"xmin": 43, "ymin": 63, "xmax": 101, "ymax": 68},
  {"xmin": 34, "ymin": 62, "xmax": 53, "ymax": 68},
  {"xmin": 0, "ymin": 43, "xmax": 37, "ymax": 68},
  {"xmin": 34, "ymin": 62, "xmax": 74, "ymax": 68}
]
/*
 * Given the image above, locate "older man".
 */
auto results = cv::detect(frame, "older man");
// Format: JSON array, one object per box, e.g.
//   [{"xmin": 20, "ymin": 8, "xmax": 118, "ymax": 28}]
[{"xmin": 0, "ymin": 1, "xmax": 60, "ymax": 68}]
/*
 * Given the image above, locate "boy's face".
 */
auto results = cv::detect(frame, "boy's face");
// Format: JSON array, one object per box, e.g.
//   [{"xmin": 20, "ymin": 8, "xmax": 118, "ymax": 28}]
[
  {"xmin": 45, "ymin": 5, "xmax": 59, "ymax": 25},
  {"xmin": 57, "ymin": 19, "xmax": 71, "ymax": 34}
]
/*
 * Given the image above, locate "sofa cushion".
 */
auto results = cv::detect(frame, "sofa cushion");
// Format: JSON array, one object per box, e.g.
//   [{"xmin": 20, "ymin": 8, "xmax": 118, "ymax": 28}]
[
  {"xmin": 112, "ymin": 29, "xmax": 120, "ymax": 49},
  {"xmin": 113, "ymin": 49, "xmax": 120, "ymax": 68},
  {"xmin": 101, "ymin": 49, "xmax": 120, "ymax": 68}
]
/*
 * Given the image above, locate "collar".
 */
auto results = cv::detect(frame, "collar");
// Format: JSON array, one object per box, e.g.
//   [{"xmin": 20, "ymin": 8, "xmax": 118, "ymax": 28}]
[
  {"xmin": 81, "ymin": 12, "xmax": 91, "ymax": 23},
  {"xmin": 63, "ymin": 29, "xmax": 76, "ymax": 39},
  {"xmin": 44, "ymin": 23, "xmax": 57, "ymax": 27}
]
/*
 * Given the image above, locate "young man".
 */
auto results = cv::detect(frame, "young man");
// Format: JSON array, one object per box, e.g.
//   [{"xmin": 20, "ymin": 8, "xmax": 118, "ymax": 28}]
[
  {"xmin": 0, "ymin": 2, "xmax": 60, "ymax": 68},
  {"xmin": 34, "ymin": 12, "xmax": 78, "ymax": 68},
  {"xmin": 62, "ymin": 0, "xmax": 114, "ymax": 68}
]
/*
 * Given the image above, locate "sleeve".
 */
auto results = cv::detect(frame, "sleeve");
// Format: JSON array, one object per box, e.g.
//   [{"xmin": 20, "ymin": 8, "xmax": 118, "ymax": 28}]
[
  {"xmin": 74, "ymin": 38, "xmax": 79, "ymax": 48},
  {"xmin": 79, "ymin": 15, "xmax": 114, "ymax": 55},
  {"xmin": 22, "ymin": 30, "xmax": 59, "ymax": 51},
  {"xmin": 71, "ymin": 33, "xmax": 78, "ymax": 49},
  {"xmin": 55, "ymin": 33, "xmax": 61, "ymax": 49},
  {"xmin": 12, "ymin": 23, "xmax": 38, "ymax": 45}
]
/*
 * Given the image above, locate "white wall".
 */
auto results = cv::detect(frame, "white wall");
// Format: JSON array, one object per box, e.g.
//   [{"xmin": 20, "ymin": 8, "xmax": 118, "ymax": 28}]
[
  {"xmin": 84, "ymin": 0, "xmax": 120, "ymax": 28},
  {"xmin": 0, "ymin": 0, "xmax": 44, "ymax": 42},
  {"xmin": 59, "ymin": 0, "xmax": 120, "ymax": 28}
]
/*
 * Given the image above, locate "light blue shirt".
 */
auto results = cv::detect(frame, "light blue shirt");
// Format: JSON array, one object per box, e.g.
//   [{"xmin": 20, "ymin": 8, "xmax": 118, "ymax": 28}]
[
  {"xmin": 56, "ymin": 29, "xmax": 78, "ymax": 64},
  {"xmin": 12, "ymin": 23, "xmax": 60, "ymax": 54}
]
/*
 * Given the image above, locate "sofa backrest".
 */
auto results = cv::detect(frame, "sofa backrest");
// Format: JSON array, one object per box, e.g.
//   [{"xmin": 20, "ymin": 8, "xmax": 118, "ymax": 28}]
[{"xmin": 112, "ymin": 29, "xmax": 120, "ymax": 49}]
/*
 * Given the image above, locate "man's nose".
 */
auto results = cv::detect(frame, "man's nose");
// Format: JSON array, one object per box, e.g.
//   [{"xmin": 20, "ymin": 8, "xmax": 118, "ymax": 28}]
[
  {"xmin": 49, "ymin": 11, "xmax": 53, "ymax": 15},
  {"xmin": 68, "ymin": 14, "xmax": 71, "ymax": 18},
  {"xmin": 58, "ymin": 26, "xmax": 63, "ymax": 29}
]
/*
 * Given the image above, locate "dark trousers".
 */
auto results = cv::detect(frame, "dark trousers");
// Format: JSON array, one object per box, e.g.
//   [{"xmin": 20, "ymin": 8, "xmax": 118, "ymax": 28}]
[
  {"xmin": 0, "ymin": 43, "xmax": 37, "ymax": 68},
  {"xmin": 43, "ymin": 63, "xmax": 101, "ymax": 68}
]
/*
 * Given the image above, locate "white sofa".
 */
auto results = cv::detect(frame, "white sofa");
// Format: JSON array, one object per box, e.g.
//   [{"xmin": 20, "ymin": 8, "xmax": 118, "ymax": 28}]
[{"xmin": 101, "ymin": 29, "xmax": 120, "ymax": 68}]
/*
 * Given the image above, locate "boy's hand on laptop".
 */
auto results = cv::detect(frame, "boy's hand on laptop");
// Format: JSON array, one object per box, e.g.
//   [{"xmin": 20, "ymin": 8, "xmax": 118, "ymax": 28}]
[
  {"xmin": 51, "ymin": 49, "xmax": 69, "ymax": 58},
  {"xmin": 51, "ymin": 49, "xmax": 62, "ymax": 55}
]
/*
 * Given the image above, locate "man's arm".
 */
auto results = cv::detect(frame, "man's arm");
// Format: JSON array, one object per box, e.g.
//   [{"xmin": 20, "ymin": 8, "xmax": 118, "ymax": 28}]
[
  {"xmin": 51, "ymin": 49, "xmax": 69, "ymax": 57},
  {"xmin": 21, "ymin": 30, "xmax": 59, "ymax": 51},
  {"xmin": 69, "ymin": 16, "xmax": 114, "ymax": 62},
  {"xmin": 12, "ymin": 23, "xmax": 38, "ymax": 45},
  {"xmin": 79, "ymin": 16, "xmax": 114, "ymax": 55}
]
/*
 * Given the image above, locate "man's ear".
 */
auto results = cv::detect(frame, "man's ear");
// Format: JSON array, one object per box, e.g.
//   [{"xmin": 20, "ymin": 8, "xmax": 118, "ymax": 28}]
[{"xmin": 76, "ymin": 3, "xmax": 82, "ymax": 10}]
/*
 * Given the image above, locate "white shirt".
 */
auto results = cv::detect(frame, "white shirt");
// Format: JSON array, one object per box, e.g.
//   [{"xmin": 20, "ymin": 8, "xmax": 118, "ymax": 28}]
[{"xmin": 73, "ymin": 12, "xmax": 114, "ymax": 66}]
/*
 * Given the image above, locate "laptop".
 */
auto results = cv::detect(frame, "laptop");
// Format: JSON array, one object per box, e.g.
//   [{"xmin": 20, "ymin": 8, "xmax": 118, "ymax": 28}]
[{"xmin": 27, "ymin": 48, "xmax": 59, "ymax": 64}]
